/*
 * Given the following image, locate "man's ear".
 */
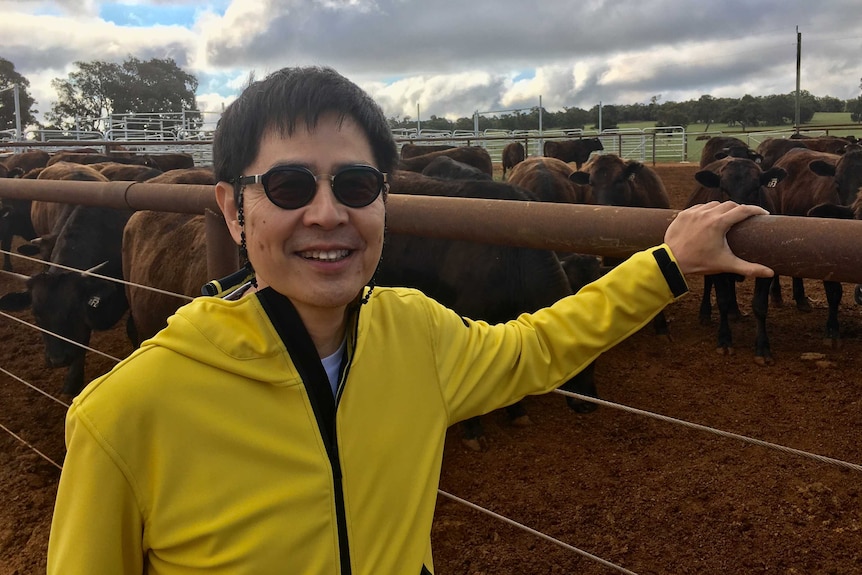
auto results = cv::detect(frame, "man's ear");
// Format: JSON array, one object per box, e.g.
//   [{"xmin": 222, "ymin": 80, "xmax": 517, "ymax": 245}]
[{"xmin": 215, "ymin": 181, "xmax": 243, "ymax": 244}]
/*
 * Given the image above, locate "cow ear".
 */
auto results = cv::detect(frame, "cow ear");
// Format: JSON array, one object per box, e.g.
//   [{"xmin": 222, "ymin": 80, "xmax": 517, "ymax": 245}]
[
  {"xmin": 761, "ymin": 168, "xmax": 787, "ymax": 187},
  {"xmin": 0, "ymin": 291, "xmax": 32, "ymax": 311},
  {"xmin": 808, "ymin": 160, "xmax": 836, "ymax": 177},
  {"xmin": 569, "ymin": 172, "xmax": 590, "ymax": 186},
  {"xmin": 694, "ymin": 170, "xmax": 721, "ymax": 188}
]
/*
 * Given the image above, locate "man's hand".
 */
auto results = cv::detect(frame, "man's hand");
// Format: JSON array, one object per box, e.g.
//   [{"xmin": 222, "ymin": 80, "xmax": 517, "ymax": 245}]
[{"xmin": 664, "ymin": 201, "xmax": 774, "ymax": 278}]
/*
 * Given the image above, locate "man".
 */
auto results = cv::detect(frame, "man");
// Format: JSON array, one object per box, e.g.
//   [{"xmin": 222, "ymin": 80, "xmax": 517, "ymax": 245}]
[{"xmin": 48, "ymin": 66, "xmax": 772, "ymax": 574}]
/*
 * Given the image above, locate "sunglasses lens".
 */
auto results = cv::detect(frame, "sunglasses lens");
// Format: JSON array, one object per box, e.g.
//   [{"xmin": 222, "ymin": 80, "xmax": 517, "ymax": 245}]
[
  {"xmin": 334, "ymin": 167, "xmax": 383, "ymax": 207},
  {"xmin": 264, "ymin": 168, "xmax": 316, "ymax": 209}
]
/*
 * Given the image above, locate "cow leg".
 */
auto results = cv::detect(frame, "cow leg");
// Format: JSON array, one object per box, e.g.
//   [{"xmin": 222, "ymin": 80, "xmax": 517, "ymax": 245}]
[
  {"xmin": 699, "ymin": 275, "xmax": 714, "ymax": 325},
  {"xmin": 504, "ymin": 400, "xmax": 532, "ymax": 428},
  {"xmin": 652, "ymin": 310, "xmax": 670, "ymax": 338},
  {"xmin": 714, "ymin": 274, "xmax": 735, "ymax": 355},
  {"xmin": 727, "ymin": 280, "xmax": 744, "ymax": 321},
  {"xmin": 460, "ymin": 417, "xmax": 487, "ymax": 452},
  {"xmin": 823, "ymin": 280, "xmax": 843, "ymax": 347},
  {"xmin": 560, "ymin": 362, "xmax": 598, "ymax": 414},
  {"xmin": 1, "ymin": 235, "xmax": 11, "ymax": 272},
  {"xmin": 752, "ymin": 277, "xmax": 774, "ymax": 366},
  {"xmin": 792, "ymin": 277, "xmax": 812, "ymax": 312},
  {"xmin": 770, "ymin": 275, "xmax": 784, "ymax": 307},
  {"xmin": 61, "ymin": 354, "xmax": 87, "ymax": 396}
]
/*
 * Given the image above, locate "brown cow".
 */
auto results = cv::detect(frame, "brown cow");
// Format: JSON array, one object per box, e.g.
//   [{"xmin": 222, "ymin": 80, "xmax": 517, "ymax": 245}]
[
  {"xmin": 506, "ymin": 157, "xmax": 591, "ymax": 205},
  {"xmin": 96, "ymin": 162, "xmax": 164, "ymax": 182},
  {"xmin": 543, "ymin": 137, "xmax": 603, "ymax": 169},
  {"xmin": 399, "ymin": 142, "xmax": 457, "ymax": 159},
  {"xmin": 0, "ymin": 149, "xmax": 50, "ymax": 174},
  {"xmin": 501, "ymin": 142, "xmax": 525, "ymax": 178},
  {"xmin": 770, "ymin": 147, "xmax": 862, "ymax": 345},
  {"xmin": 757, "ymin": 136, "xmax": 857, "ymax": 170},
  {"xmin": 570, "ymin": 154, "xmax": 672, "ymax": 336},
  {"xmin": 397, "ymin": 146, "xmax": 493, "ymax": 177},
  {"xmin": 699, "ymin": 136, "xmax": 762, "ymax": 167},
  {"xmin": 122, "ymin": 167, "xmax": 217, "ymax": 346},
  {"xmin": 144, "ymin": 152, "xmax": 196, "ymax": 172},
  {"xmin": 19, "ymin": 163, "xmax": 110, "ymax": 261},
  {"xmin": 686, "ymin": 157, "xmax": 787, "ymax": 365},
  {"xmin": 46, "ymin": 152, "xmax": 154, "ymax": 168}
]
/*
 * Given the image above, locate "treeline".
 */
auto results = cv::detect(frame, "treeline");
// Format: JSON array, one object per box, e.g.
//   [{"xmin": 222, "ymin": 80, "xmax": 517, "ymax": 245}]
[{"xmin": 391, "ymin": 91, "xmax": 862, "ymax": 133}]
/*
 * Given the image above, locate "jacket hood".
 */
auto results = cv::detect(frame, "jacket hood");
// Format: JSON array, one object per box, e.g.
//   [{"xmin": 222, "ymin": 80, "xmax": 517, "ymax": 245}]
[{"xmin": 143, "ymin": 294, "xmax": 301, "ymax": 386}]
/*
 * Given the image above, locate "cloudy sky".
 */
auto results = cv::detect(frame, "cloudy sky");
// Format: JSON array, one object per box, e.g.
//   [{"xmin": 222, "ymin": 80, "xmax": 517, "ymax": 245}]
[{"xmin": 2, "ymin": 0, "xmax": 861, "ymax": 129}]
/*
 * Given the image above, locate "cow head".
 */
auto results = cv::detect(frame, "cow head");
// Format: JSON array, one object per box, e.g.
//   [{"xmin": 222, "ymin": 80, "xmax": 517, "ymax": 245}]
[
  {"xmin": 0, "ymin": 263, "xmax": 128, "ymax": 396},
  {"xmin": 695, "ymin": 159, "xmax": 786, "ymax": 208}
]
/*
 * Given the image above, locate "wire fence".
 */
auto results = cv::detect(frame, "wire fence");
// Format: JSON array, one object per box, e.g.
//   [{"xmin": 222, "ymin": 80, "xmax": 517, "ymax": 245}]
[{"xmin": 1, "ymin": 246, "xmax": 861, "ymax": 573}]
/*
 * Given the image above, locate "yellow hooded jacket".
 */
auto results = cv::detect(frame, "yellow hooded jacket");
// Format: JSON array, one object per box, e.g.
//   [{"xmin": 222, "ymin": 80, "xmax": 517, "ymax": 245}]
[{"xmin": 48, "ymin": 245, "xmax": 686, "ymax": 575}]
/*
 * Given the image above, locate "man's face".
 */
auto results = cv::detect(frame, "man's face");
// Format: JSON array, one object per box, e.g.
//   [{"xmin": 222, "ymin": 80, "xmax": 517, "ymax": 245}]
[{"xmin": 236, "ymin": 114, "xmax": 385, "ymax": 319}]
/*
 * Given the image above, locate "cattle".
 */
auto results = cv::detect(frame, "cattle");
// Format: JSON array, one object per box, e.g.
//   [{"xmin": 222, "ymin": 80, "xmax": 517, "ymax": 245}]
[
  {"xmin": 46, "ymin": 152, "xmax": 153, "ymax": 168},
  {"xmin": 686, "ymin": 157, "xmax": 787, "ymax": 365},
  {"xmin": 95, "ymin": 162, "xmax": 164, "ymax": 182},
  {"xmin": 121, "ymin": 167, "xmax": 216, "ymax": 346},
  {"xmin": 0, "ymin": 203, "xmax": 133, "ymax": 396},
  {"xmin": 506, "ymin": 156, "xmax": 591, "ymax": 206},
  {"xmin": 757, "ymin": 136, "xmax": 858, "ymax": 170},
  {"xmin": 398, "ymin": 146, "xmax": 494, "ymax": 177},
  {"xmin": 379, "ymin": 170, "xmax": 598, "ymax": 451},
  {"xmin": 570, "ymin": 154, "xmax": 673, "ymax": 336},
  {"xmin": 0, "ymin": 161, "xmax": 134, "ymax": 395},
  {"xmin": 399, "ymin": 142, "xmax": 457, "ymax": 159},
  {"xmin": 769, "ymin": 147, "xmax": 862, "ymax": 345},
  {"xmin": 0, "ymin": 149, "xmax": 50, "ymax": 174},
  {"xmin": 420, "ymin": 155, "xmax": 491, "ymax": 181},
  {"xmin": 0, "ymin": 164, "xmax": 35, "ymax": 272},
  {"xmin": 501, "ymin": 142, "xmax": 526, "ymax": 178},
  {"xmin": 143, "ymin": 152, "xmax": 195, "ymax": 172},
  {"xmin": 543, "ymin": 137, "xmax": 603, "ymax": 169},
  {"xmin": 699, "ymin": 136, "xmax": 762, "ymax": 167}
]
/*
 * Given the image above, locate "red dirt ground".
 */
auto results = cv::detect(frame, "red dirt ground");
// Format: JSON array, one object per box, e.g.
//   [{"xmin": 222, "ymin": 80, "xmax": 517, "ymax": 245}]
[{"xmin": 1, "ymin": 163, "xmax": 861, "ymax": 574}]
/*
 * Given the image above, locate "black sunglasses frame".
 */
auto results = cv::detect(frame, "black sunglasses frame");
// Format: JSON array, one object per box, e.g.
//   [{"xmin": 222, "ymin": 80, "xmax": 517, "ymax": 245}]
[{"xmin": 234, "ymin": 164, "xmax": 388, "ymax": 210}]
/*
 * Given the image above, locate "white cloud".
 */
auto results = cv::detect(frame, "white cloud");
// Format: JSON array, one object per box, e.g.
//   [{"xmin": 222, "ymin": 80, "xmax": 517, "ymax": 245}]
[{"xmin": 1, "ymin": 0, "xmax": 861, "ymax": 127}]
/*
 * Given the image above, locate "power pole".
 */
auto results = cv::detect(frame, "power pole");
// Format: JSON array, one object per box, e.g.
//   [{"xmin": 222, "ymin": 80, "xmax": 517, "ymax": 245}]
[{"xmin": 794, "ymin": 26, "xmax": 802, "ymax": 132}]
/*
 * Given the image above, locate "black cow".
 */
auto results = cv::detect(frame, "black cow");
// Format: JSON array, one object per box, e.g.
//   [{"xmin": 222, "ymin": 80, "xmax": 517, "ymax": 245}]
[
  {"xmin": 686, "ymin": 157, "xmax": 787, "ymax": 365},
  {"xmin": 699, "ymin": 136, "xmax": 762, "ymax": 167},
  {"xmin": 501, "ymin": 142, "xmax": 526, "ymax": 178},
  {"xmin": 379, "ymin": 171, "xmax": 598, "ymax": 451},
  {"xmin": 770, "ymin": 147, "xmax": 862, "ymax": 345},
  {"xmin": 398, "ymin": 146, "xmax": 494, "ymax": 177},
  {"xmin": 570, "ymin": 154, "xmax": 672, "ymax": 337},
  {"xmin": 543, "ymin": 138, "xmax": 603, "ymax": 169},
  {"xmin": 0, "ymin": 163, "xmax": 35, "ymax": 272},
  {"xmin": 0, "ymin": 203, "xmax": 133, "ymax": 395},
  {"xmin": 421, "ymin": 156, "xmax": 491, "ymax": 181},
  {"xmin": 400, "ymin": 142, "xmax": 458, "ymax": 159}
]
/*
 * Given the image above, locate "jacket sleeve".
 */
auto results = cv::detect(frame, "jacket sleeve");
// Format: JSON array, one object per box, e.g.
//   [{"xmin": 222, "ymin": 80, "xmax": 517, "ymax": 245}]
[
  {"xmin": 429, "ymin": 245, "xmax": 687, "ymax": 423},
  {"xmin": 48, "ymin": 402, "xmax": 145, "ymax": 575}
]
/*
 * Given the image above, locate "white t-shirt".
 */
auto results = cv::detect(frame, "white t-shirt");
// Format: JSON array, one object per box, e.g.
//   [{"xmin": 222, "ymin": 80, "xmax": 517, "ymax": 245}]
[{"xmin": 321, "ymin": 338, "xmax": 347, "ymax": 396}]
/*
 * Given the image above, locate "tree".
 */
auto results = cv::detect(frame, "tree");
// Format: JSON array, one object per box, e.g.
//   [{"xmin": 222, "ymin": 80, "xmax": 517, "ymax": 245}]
[
  {"xmin": 849, "ymin": 77, "xmax": 862, "ymax": 123},
  {"xmin": 0, "ymin": 58, "xmax": 39, "ymax": 132},
  {"xmin": 46, "ymin": 56, "xmax": 198, "ymax": 132}
]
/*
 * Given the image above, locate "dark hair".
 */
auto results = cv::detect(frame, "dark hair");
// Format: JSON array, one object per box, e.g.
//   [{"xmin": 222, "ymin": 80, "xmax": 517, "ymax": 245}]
[{"xmin": 212, "ymin": 66, "xmax": 398, "ymax": 198}]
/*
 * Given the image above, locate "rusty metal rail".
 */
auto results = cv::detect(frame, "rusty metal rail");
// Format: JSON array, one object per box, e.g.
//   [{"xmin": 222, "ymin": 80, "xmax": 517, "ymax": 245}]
[{"xmin": 1, "ymin": 178, "xmax": 861, "ymax": 284}]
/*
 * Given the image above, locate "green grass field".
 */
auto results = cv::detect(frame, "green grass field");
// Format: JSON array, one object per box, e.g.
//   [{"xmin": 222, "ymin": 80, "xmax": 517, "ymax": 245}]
[{"xmin": 624, "ymin": 112, "xmax": 861, "ymax": 163}]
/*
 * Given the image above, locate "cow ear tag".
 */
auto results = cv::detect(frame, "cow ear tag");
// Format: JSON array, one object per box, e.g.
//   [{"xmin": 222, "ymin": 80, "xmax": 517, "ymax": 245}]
[
  {"xmin": 767, "ymin": 178, "xmax": 778, "ymax": 188},
  {"xmin": 628, "ymin": 173, "xmax": 636, "ymax": 181},
  {"xmin": 88, "ymin": 296, "xmax": 101, "ymax": 308}
]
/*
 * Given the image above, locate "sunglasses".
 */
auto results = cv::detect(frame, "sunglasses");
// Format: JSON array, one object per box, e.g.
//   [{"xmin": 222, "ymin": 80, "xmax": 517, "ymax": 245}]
[{"xmin": 234, "ymin": 164, "xmax": 388, "ymax": 209}]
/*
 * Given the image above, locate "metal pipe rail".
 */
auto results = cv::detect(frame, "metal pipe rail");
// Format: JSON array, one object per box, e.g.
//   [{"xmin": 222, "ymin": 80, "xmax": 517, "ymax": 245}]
[{"xmin": 1, "ymin": 178, "xmax": 861, "ymax": 284}]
